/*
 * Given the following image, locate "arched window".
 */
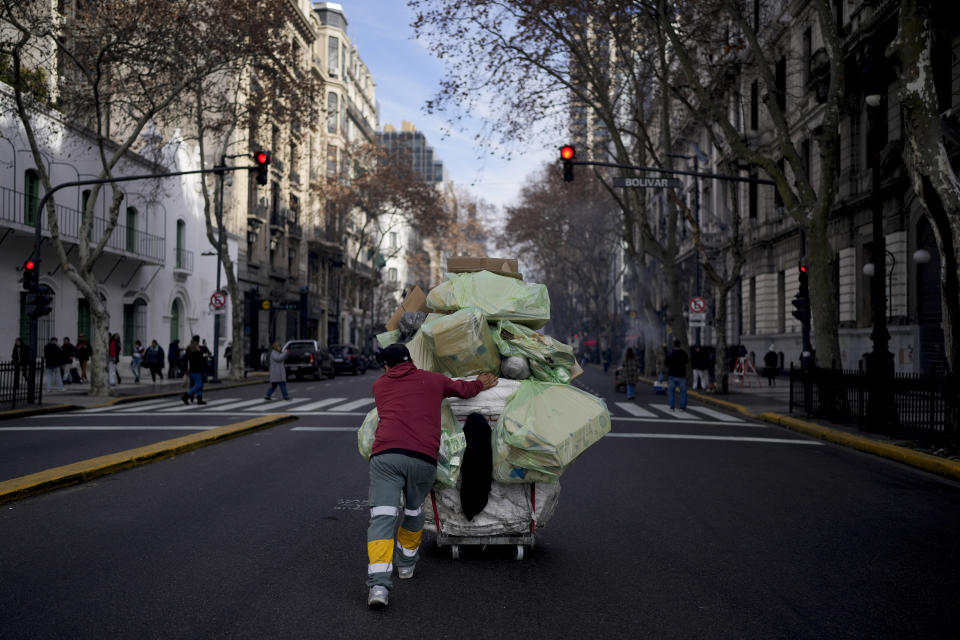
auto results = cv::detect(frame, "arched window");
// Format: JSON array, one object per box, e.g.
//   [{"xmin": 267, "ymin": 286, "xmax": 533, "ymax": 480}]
[
  {"xmin": 327, "ymin": 92, "xmax": 338, "ymax": 134},
  {"xmin": 126, "ymin": 206, "xmax": 138, "ymax": 252},
  {"xmin": 175, "ymin": 220, "xmax": 185, "ymax": 268},
  {"xmin": 170, "ymin": 298, "xmax": 182, "ymax": 344},
  {"xmin": 24, "ymin": 169, "xmax": 40, "ymax": 226}
]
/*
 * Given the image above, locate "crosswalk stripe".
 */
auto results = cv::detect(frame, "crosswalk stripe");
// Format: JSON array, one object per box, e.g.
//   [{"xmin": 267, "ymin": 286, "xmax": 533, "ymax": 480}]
[
  {"xmin": 214, "ymin": 398, "xmax": 277, "ymax": 411},
  {"xmin": 685, "ymin": 406, "xmax": 744, "ymax": 422},
  {"xmin": 158, "ymin": 397, "xmax": 240, "ymax": 412},
  {"xmin": 615, "ymin": 402, "xmax": 658, "ymax": 418},
  {"xmin": 329, "ymin": 398, "xmax": 375, "ymax": 412},
  {"xmin": 605, "ymin": 433, "xmax": 822, "ymax": 445},
  {"xmin": 249, "ymin": 398, "xmax": 302, "ymax": 410},
  {"xmin": 650, "ymin": 403, "xmax": 686, "ymax": 417},
  {"xmin": 112, "ymin": 398, "xmax": 184, "ymax": 412},
  {"xmin": 291, "ymin": 398, "xmax": 348, "ymax": 412}
]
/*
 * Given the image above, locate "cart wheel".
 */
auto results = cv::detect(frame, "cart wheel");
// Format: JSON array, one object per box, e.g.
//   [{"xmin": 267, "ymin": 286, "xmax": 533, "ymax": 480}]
[
  {"xmin": 515, "ymin": 545, "xmax": 524, "ymax": 561},
  {"xmin": 451, "ymin": 545, "xmax": 460, "ymax": 560}
]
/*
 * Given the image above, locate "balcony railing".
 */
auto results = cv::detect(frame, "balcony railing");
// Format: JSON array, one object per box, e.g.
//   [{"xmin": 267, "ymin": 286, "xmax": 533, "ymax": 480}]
[
  {"xmin": 174, "ymin": 247, "xmax": 194, "ymax": 272},
  {"xmin": 0, "ymin": 185, "xmax": 165, "ymax": 263}
]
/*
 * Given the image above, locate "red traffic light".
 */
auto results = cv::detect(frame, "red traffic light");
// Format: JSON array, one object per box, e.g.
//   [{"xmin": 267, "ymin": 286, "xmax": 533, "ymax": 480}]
[
  {"xmin": 254, "ymin": 151, "xmax": 270, "ymax": 165},
  {"xmin": 24, "ymin": 259, "xmax": 35, "ymax": 271},
  {"xmin": 799, "ymin": 264, "xmax": 806, "ymax": 273},
  {"xmin": 560, "ymin": 145, "xmax": 575, "ymax": 160}
]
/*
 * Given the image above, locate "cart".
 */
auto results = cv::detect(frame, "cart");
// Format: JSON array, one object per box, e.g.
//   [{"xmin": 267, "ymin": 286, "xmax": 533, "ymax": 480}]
[{"xmin": 428, "ymin": 484, "xmax": 539, "ymax": 561}]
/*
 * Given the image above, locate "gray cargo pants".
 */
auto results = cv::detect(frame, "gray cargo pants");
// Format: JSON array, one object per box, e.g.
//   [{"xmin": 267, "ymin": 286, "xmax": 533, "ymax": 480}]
[{"xmin": 366, "ymin": 453, "xmax": 437, "ymax": 589}]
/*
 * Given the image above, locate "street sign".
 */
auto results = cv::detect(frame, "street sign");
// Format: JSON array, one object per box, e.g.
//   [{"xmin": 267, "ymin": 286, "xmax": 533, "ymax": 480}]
[
  {"xmin": 689, "ymin": 311, "xmax": 706, "ymax": 321},
  {"xmin": 689, "ymin": 296, "xmax": 707, "ymax": 313},
  {"xmin": 261, "ymin": 300, "xmax": 271, "ymax": 310},
  {"xmin": 689, "ymin": 319, "xmax": 705, "ymax": 328},
  {"xmin": 210, "ymin": 291, "xmax": 227, "ymax": 310},
  {"xmin": 613, "ymin": 176, "xmax": 684, "ymax": 189}
]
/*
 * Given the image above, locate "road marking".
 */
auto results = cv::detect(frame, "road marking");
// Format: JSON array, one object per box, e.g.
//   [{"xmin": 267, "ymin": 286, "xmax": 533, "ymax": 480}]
[
  {"xmin": 291, "ymin": 398, "xmax": 348, "ymax": 411},
  {"xmin": 110, "ymin": 398, "xmax": 184, "ymax": 412},
  {"xmin": 329, "ymin": 398, "xmax": 375, "ymax": 412},
  {"xmin": 606, "ymin": 433, "xmax": 823, "ymax": 444},
  {"xmin": 158, "ymin": 398, "xmax": 241, "ymax": 412},
  {"xmin": 615, "ymin": 402, "xmax": 658, "ymax": 417},
  {"xmin": 685, "ymin": 406, "xmax": 744, "ymax": 422},
  {"xmin": 59, "ymin": 410, "xmax": 369, "ymax": 418},
  {"xmin": 611, "ymin": 416, "xmax": 768, "ymax": 427},
  {"xmin": 0, "ymin": 426, "xmax": 216, "ymax": 431},
  {"xmin": 291, "ymin": 427, "xmax": 357, "ymax": 432},
  {"xmin": 650, "ymin": 403, "xmax": 692, "ymax": 417},
  {"xmin": 215, "ymin": 398, "xmax": 277, "ymax": 411},
  {"xmin": 253, "ymin": 398, "xmax": 301, "ymax": 410}
]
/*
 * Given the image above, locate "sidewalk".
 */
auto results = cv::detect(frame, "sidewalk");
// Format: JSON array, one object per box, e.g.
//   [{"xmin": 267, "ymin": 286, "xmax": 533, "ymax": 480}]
[{"xmin": 1, "ymin": 371, "xmax": 268, "ymax": 417}]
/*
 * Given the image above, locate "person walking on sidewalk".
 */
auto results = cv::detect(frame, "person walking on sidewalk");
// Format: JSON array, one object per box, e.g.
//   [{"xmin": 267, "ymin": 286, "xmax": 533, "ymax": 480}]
[
  {"xmin": 763, "ymin": 345, "xmax": 779, "ymax": 386},
  {"xmin": 60, "ymin": 337, "xmax": 77, "ymax": 385},
  {"xmin": 264, "ymin": 342, "xmax": 291, "ymax": 401},
  {"xmin": 364, "ymin": 343, "xmax": 497, "ymax": 610},
  {"xmin": 43, "ymin": 337, "xmax": 64, "ymax": 392},
  {"xmin": 130, "ymin": 340, "xmax": 144, "ymax": 383},
  {"xmin": 666, "ymin": 339, "xmax": 688, "ymax": 411},
  {"xmin": 75, "ymin": 335, "xmax": 91, "ymax": 382},
  {"xmin": 167, "ymin": 339, "xmax": 180, "ymax": 379},
  {"xmin": 620, "ymin": 347, "xmax": 640, "ymax": 400},
  {"xmin": 12, "ymin": 337, "xmax": 30, "ymax": 380},
  {"xmin": 144, "ymin": 340, "xmax": 165, "ymax": 382},
  {"xmin": 108, "ymin": 333, "xmax": 122, "ymax": 385},
  {"xmin": 691, "ymin": 345, "xmax": 709, "ymax": 391},
  {"xmin": 181, "ymin": 336, "xmax": 206, "ymax": 405}
]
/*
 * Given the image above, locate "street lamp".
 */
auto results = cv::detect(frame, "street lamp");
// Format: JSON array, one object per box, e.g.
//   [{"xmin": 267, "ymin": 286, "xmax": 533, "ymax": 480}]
[{"xmin": 864, "ymin": 91, "xmax": 896, "ymax": 433}]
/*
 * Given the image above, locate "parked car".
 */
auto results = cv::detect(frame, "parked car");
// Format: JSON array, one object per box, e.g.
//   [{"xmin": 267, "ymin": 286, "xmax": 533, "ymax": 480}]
[
  {"xmin": 281, "ymin": 340, "xmax": 336, "ymax": 380},
  {"xmin": 330, "ymin": 344, "xmax": 366, "ymax": 375}
]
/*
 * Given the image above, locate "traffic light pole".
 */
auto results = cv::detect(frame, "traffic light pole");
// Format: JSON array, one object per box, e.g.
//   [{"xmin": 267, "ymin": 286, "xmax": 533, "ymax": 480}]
[{"xmin": 27, "ymin": 164, "xmax": 257, "ymax": 400}]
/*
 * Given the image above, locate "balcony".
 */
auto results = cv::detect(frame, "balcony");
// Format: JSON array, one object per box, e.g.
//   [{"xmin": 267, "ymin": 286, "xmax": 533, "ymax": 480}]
[
  {"xmin": 173, "ymin": 247, "xmax": 193, "ymax": 280},
  {"xmin": 287, "ymin": 220, "xmax": 303, "ymax": 238},
  {"xmin": 0, "ymin": 185, "xmax": 165, "ymax": 263}
]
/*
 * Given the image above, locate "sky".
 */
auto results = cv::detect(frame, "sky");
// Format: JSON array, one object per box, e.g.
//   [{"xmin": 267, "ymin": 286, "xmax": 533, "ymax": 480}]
[{"xmin": 339, "ymin": 1, "xmax": 554, "ymax": 218}]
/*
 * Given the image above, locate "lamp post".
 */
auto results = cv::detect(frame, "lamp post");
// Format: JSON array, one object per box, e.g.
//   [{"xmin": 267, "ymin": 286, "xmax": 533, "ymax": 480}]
[{"xmin": 864, "ymin": 92, "xmax": 896, "ymax": 433}]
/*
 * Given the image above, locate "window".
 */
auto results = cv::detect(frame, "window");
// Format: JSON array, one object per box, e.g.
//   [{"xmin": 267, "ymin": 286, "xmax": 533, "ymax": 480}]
[
  {"xmin": 749, "ymin": 173, "xmax": 758, "ymax": 219},
  {"xmin": 122, "ymin": 298, "xmax": 146, "ymax": 355},
  {"xmin": 24, "ymin": 169, "xmax": 40, "ymax": 226},
  {"xmin": 175, "ymin": 219, "xmax": 185, "ymax": 268},
  {"xmin": 802, "ymin": 27, "xmax": 812, "ymax": 85},
  {"xmin": 388, "ymin": 268, "xmax": 397, "ymax": 282},
  {"xmin": 125, "ymin": 206, "xmax": 137, "ymax": 252},
  {"xmin": 775, "ymin": 159, "xmax": 785, "ymax": 210},
  {"xmin": 328, "ymin": 36, "xmax": 339, "ymax": 76},
  {"xmin": 850, "ymin": 110, "xmax": 860, "ymax": 176},
  {"xmin": 801, "ymin": 139, "xmax": 811, "ymax": 181},
  {"xmin": 327, "ymin": 92, "xmax": 338, "ymax": 134},
  {"xmin": 389, "ymin": 232, "xmax": 398, "ymax": 249},
  {"xmin": 749, "ymin": 277, "xmax": 757, "ymax": 334},
  {"xmin": 753, "ymin": 0, "xmax": 760, "ymax": 33},
  {"xmin": 327, "ymin": 145, "xmax": 338, "ymax": 177},
  {"xmin": 77, "ymin": 298, "xmax": 91, "ymax": 343},
  {"xmin": 170, "ymin": 299, "xmax": 181, "ymax": 344},
  {"xmin": 775, "ymin": 56, "xmax": 787, "ymax": 112},
  {"xmin": 750, "ymin": 80, "xmax": 759, "ymax": 130}
]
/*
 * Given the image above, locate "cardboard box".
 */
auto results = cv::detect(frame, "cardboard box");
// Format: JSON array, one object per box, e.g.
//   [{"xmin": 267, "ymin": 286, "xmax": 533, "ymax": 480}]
[
  {"xmin": 446, "ymin": 256, "xmax": 523, "ymax": 280},
  {"xmin": 385, "ymin": 285, "xmax": 428, "ymax": 331}
]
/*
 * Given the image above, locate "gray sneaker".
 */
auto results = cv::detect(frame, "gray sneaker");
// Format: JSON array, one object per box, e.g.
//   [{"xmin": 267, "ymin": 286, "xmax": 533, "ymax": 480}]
[
  {"xmin": 367, "ymin": 585, "xmax": 389, "ymax": 609},
  {"xmin": 398, "ymin": 565, "xmax": 415, "ymax": 580}
]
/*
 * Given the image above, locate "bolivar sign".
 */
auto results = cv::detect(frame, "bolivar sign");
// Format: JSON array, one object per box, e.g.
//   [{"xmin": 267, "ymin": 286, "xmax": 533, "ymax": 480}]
[{"xmin": 613, "ymin": 176, "xmax": 683, "ymax": 188}]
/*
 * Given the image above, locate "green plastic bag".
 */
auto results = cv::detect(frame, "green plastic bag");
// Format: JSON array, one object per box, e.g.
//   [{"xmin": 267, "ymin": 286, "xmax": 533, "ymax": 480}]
[
  {"xmin": 492, "ymin": 380, "xmax": 611, "ymax": 483},
  {"xmin": 357, "ymin": 401, "xmax": 466, "ymax": 489},
  {"xmin": 376, "ymin": 330, "xmax": 400, "ymax": 349},
  {"xmin": 426, "ymin": 271, "xmax": 550, "ymax": 329},
  {"xmin": 492, "ymin": 320, "xmax": 577, "ymax": 384},
  {"xmin": 421, "ymin": 307, "xmax": 500, "ymax": 377}
]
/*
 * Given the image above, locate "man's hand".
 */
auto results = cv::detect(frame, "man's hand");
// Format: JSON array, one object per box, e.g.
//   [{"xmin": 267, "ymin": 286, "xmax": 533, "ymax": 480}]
[{"xmin": 477, "ymin": 372, "xmax": 498, "ymax": 390}]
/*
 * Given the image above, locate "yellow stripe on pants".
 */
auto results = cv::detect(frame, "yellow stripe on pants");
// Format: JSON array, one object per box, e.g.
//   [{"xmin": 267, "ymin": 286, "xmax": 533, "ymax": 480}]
[
  {"xmin": 368, "ymin": 538, "xmax": 394, "ymax": 565},
  {"xmin": 396, "ymin": 527, "xmax": 422, "ymax": 553}
]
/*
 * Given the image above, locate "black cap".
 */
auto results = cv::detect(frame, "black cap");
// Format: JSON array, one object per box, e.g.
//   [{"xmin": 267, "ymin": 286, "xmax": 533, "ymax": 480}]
[{"xmin": 381, "ymin": 343, "xmax": 412, "ymax": 367}]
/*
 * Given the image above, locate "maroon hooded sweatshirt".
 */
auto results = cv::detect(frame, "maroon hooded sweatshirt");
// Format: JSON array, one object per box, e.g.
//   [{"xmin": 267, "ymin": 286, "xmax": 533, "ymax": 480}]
[{"xmin": 371, "ymin": 362, "xmax": 484, "ymax": 465}]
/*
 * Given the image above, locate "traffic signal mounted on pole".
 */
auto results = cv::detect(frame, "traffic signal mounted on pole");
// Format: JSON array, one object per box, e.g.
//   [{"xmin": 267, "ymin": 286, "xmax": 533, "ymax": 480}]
[
  {"xmin": 560, "ymin": 145, "xmax": 575, "ymax": 182},
  {"xmin": 791, "ymin": 263, "xmax": 810, "ymax": 325},
  {"xmin": 27, "ymin": 284, "xmax": 54, "ymax": 319},
  {"xmin": 253, "ymin": 150, "xmax": 271, "ymax": 186},
  {"xmin": 21, "ymin": 259, "xmax": 38, "ymax": 293}
]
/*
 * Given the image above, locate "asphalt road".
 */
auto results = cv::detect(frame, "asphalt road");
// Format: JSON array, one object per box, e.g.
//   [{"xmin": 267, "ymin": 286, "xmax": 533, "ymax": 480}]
[{"xmin": 1, "ymin": 366, "xmax": 958, "ymax": 638}]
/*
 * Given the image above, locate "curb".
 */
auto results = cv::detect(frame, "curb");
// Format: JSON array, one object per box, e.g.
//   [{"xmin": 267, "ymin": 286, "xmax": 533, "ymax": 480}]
[
  {"xmin": 0, "ymin": 413, "xmax": 296, "ymax": 504},
  {"xmin": 0, "ymin": 375, "xmax": 269, "ymax": 419}
]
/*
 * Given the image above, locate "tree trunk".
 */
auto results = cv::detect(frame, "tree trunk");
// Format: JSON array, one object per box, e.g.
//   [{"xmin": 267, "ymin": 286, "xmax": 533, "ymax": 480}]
[
  {"xmin": 806, "ymin": 215, "xmax": 841, "ymax": 367},
  {"xmin": 714, "ymin": 283, "xmax": 731, "ymax": 394}
]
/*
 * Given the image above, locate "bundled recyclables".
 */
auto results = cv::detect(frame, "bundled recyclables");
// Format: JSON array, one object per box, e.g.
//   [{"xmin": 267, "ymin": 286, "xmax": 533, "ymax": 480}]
[
  {"xmin": 420, "ymin": 307, "xmax": 500, "ymax": 377},
  {"xmin": 426, "ymin": 271, "xmax": 550, "ymax": 329},
  {"xmin": 492, "ymin": 320, "xmax": 577, "ymax": 384},
  {"xmin": 493, "ymin": 380, "xmax": 611, "ymax": 483},
  {"xmin": 357, "ymin": 400, "xmax": 466, "ymax": 489},
  {"xmin": 426, "ymin": 481, "xmax": 560, "ymax": 536}
]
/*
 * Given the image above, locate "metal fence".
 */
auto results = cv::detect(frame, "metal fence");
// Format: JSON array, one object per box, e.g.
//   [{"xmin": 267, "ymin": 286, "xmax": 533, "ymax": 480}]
[
  {"xmin": 789, "ymin": 364, "xmax": 959, "ymax": 449},
  {"xmin": 0, "ymin": 360, "xmax": 45, "ymax": 409}
]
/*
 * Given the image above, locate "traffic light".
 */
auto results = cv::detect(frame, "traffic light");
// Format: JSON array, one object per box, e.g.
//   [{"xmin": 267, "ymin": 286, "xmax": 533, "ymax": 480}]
[
  {"xmin": 792, "ymin": 264, "xmax": 810, "ymax": 325},
  {"xmin": 253, "ymin": 150, "xmax": 271, "ymax": 186},
  {"xmin": 21, "ymin": 259, "xmax": 38, "ymax": 292},
  {"xmin": 560, "ymin": 145, "xmax": 575, "ymax": 182},
  {"xmin": 27, "ymin": 283, "xmax": 53, "ymax": 319}
]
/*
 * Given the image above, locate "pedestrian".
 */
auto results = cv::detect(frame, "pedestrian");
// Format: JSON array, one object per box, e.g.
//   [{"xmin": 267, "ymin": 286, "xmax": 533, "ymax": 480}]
[
  {"xmin": 264, "ymin": 342, "xmax": 291, "ymax": 401},
  {"xmin": 108, "ymin": 333, "xmax": 122, "ymax": 385},
  {"xmin": 43, "ymin": 337, "xmax": 64, "ymax": 391},
  {"xmin": 763, "ymin": 344, "xmax": 779, "ymax": 386},
  {"xmin": 601, "ymin": 347, "xmax": 612, "ymax": 374},
  {"xmin": 131, "ymin": 339, "xmax": 144, "ymax": 383},
  {"xmin": 224, "ymin": 343, "xmax": 232, "ymax": 370},
  {"xmin": 620, "ymin": 347, "xmax": 640, "ymax": 400},
  {"xmin": 181, "ymin": 335, "xmax": 206, "ymax": 405},
  {"xmin": 167, "ymin": 339, "xmax": 180, "ymax": 378},
  {"xmin": 666, "ymin": 339, "xmax": 689, "ymax": 411},
  {"xmin": 60, "ymin": 337, "xmax": 77, "ymax": 384},
  {"xmin": 691, "ymin": 345, "xmax": 709, "ymax": 391},
  {"xmin": 364, "ymin": 343, "xmax": 497, "ymax": 609},
  {"xmin": 12, "ymin": 337, "xmax": 30, "ymax": 380},
  {"xmin": 144, "ymin": 340, "xmax": 165, "ymax": 382},
  {"xmin": 75, "ymin": 335, "xmax": 91, "ymax": 382}
]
